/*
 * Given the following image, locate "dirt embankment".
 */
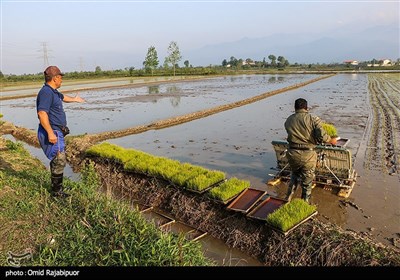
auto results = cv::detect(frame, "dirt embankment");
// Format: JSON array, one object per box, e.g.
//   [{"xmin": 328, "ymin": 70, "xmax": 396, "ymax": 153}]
[{"xmin": 86, "ymin": 156, "xmax": 400, "ymax": 266}]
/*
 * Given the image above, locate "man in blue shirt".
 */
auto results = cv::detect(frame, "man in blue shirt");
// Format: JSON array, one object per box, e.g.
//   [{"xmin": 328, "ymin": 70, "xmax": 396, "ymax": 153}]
[{"xmin": 36, "ymin": 66, "xmax": 85, "ymax": 198}]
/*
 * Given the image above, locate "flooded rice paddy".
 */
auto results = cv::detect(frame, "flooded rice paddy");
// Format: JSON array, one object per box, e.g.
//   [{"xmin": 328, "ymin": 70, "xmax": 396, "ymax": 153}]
[
  {"xmin": 2, "ymin": 73, "xmax": 399, "ymax": 254},
  {"xmin": 1, "ymin": 74, "xmax": 318, "ymax": 134}
]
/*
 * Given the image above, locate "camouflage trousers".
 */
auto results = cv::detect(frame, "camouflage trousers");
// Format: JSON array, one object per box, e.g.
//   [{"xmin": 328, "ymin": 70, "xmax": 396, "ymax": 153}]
[
  {"xmin": 285, "ymin": 149, "xmax": 317, "ymax": 201},
  {"xmin": 50, "ymin": 151, "xmax": 66, "ymax": 175}
]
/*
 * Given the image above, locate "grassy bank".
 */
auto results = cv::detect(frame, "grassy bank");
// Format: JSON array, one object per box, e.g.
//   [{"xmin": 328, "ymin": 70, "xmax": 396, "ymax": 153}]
[{"xmin": 0, "ymin": 137, "xmax": 213, "ymax": 266}]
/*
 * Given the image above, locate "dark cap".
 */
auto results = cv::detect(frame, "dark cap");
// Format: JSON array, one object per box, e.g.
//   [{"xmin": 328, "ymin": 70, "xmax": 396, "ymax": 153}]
[
  {"xmin": 44, "ymin": 66, "xmax": 64, "ymax": 78},
  {"xmin": 295, "ymin": 98, "xmax": 308, "ymax": 110}
]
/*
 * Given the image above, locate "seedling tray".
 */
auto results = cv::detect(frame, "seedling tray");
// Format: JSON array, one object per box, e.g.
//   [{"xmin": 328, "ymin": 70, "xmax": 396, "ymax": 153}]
[
  {"xmin": 141, "ymin": 210, "xmax": 175, "ymax": 229},
  {"xmin": 247, "ymin": 196, "xmax": 286, "ymax": 220},
  {"xmin": 185, "ymin": 229, "xmax": 207, "ymax": 241},
  {"xmin": 335, "ymin": 138, "xmax": 349, "ymax": 148},
  {"xmin": 265, "ymin": 211, "xmax": 318, "ymax": 236},
  {"xmin": 227, "ymin": 188, "xmax": 267, "ymax": 213}
]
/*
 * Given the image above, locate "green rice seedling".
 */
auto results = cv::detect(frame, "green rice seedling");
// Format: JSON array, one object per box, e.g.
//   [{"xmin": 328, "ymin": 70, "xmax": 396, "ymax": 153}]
[
  {"xmin": 170, "ymin": 172, "xmax": 190, "ymax": 186},
  {"xmin": 322, "ymin": 123, "xmax": 338, "ymax": 137},
  {"xmin": 186, "ymin": 170, "xmax": 226, "ymax": 192},
  {"xmin": 208, "ymin": 177, "xmax": 250, "ymax": 202},
  {"xmin": 265, "ymin": 198, "xmax": 317, "ymax": 232},
  {"xmin": 170, "ymin": 163, "xmax": 209, "ymax": 187},
  {"xmin": 86, "ymin": 142, "xmax": 126, "ymax": 163},
  {"xmin": 156, "ymin": 159, "xmax": 182, "ymax": 180}
]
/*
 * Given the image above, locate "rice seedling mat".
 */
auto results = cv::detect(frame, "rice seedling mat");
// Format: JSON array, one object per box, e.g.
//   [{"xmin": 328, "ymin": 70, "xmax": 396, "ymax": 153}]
[
  {"xmin": 186, "ymin": 178, "xmax": 227, "ymax": 194},
  {"xmin": 265, "ymin": 211, "xmax": 318, "ymax": 236}
]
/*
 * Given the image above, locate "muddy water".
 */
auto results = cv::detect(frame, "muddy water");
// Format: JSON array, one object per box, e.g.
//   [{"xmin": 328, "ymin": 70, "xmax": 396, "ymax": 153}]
[
  {"xmin": 105, "ymin": 74, "xmax": 399, "ymax": 249},
  {"xmin": 1, "ymin": 74, "xmax": 319, "ymax": 134},
  {"xmin": 3, "ymin": 73, "xmax": 399, "ymax": 251},
  {"xmin": 143, "ymin": 210, "xmax": 263, "ymax": 266}
]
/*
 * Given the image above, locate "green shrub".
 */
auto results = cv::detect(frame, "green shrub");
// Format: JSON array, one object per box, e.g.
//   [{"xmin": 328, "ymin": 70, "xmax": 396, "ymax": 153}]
[
  {"xmin": 6, "ymin": 140, "xmax": 24, "ymax": 151},
  {"xmin": 322, "ymin": 123, "xmax": 338, "ymax": 137},
  {"xmin": 265, "ymin": 198, "xmax": 317, "ymax": 232},
  {"xmin": 208, "ymin": 177, "xmax": 250, "ymax": 202}
]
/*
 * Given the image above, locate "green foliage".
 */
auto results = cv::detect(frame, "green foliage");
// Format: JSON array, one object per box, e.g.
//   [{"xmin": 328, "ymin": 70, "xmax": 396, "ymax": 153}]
[
  {"xmin": 87, "ymin": 142, "xmax": 226, "ymax": 191},
  {"xmin": 143, "ymin": 46, "xmax": 159, "ymax": 76},
  {"xmin": 167, "ymin": 41, "xmax": 182, "ymax": 76},
  {"xmin": 0, "ymin": 140, "xmax": 212, "ymax": 266},
  {"xmin": 265, "ymin": 198, "xmax": 317, "ymax": 232},
  {"xmin": 5, "ymin": 140, "xmax": 24, "ymax": 152},
  {"xmin": 322, "ymin": 123, "xmax": 338, "ymax": 137},
  {"xmin": 208, "ymin": 177, "xmax": 250, "ymax": 202}
]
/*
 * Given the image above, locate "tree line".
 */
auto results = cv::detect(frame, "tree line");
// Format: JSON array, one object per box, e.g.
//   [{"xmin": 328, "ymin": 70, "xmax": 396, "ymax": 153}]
[{"xmin": 1, "ymin": 40, "xmax": 399, "ymax": 82}]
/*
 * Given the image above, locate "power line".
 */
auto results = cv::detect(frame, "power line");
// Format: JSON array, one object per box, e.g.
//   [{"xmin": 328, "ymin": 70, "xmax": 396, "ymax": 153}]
[{"xmin": 38, "ymin": 42, "xmax": 51, "ymax": 69}]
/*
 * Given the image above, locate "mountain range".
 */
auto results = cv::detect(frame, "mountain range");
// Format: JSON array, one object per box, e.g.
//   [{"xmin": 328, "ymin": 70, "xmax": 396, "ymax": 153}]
[{"xmin": 184, "ymin": 23, "xmax": 399, "ymax": 66}]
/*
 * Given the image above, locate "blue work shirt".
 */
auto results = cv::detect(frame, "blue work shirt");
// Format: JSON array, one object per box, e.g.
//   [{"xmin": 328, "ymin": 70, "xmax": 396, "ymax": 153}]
[
  {"xmin": 36, "ymin": 83, "xmax": 67, "ymax": 160},
  {"xmin": 36, "ymin": 83, "xmax": 67, "ymax": 129}
]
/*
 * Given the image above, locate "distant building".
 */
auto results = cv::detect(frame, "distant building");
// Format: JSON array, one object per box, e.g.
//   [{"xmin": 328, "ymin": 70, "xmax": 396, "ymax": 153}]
[
  {"xmin": 344, "ymin": 60, "xmax": 359, "ymax": 66},
  {"xmin": 381, "ymin": 59, "xmax": 392, "ymax": 66},
  {"xmin": 367, "ymin": 59, "xmax": 392, "ymax": 67}
]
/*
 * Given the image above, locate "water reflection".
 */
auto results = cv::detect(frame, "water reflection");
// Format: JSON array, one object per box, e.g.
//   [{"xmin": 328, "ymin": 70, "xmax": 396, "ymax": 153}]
[
  {"xmin": 169, "ymin": 96, "xmax": 181, "ymax": 107},
  {"xmin": 148, "ymin": 85, "xmax": 160, "ymax": 94},
  {"xmin": 166, "ymin": 85, "xmax": 180, "ymax": 94}
]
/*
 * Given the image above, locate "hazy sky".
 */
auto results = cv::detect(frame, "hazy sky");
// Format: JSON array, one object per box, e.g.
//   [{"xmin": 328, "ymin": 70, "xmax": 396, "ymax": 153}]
[{"xmin": 1, "ymin": 0, "xmax": 399, "ymax": 74}]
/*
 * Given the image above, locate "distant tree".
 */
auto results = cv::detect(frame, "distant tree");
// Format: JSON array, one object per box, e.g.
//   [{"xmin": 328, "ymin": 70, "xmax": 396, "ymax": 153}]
[
  {"xmin": 184, "ymin": 60, "xmax": 190, "ymax": 68},
  {"xmin": 95, "ymin": 66, "xmax": 102, "ymax": 73},
  {"xmin": 0, "ymin": 70, "xmax": 4, "ymax": 79},
  {"xmin": 245, "ymin": 58, "xmax": 253, "ymax": 64},
  {"xmin": 129, "ymin": 67, "xmax": 135, "ymax": 76},
  {"xmin": 262, "ymin": 57, "xmax": 268, "ymax": 68},
  {"xmin": 167, "ymin": 41, "xmax": 182, "ymax": 76},
  {"xmin": 163, "ymin": 57, "xmax": 170, "ymax": 69},
  {"xmin": 277, "ymin": 56, "xmax": 289, "ymax": 68},
  {"xmin": 222, "ymin": 59, "xmax": 228, "ymax": 67},
  {"xmin": 268, "ymin": 54, "xmax": 277, "ymax": 67},
  {"xmin": 143, "ymin": 46, "xmax": 159, "ymax": 76},
  {"xmin": 237, "ymin": 58, "xmax": 243, "ymax": 69},
  {"xmin": 229, "ymin": 56, "xmax": 238, "ymax": 67}
]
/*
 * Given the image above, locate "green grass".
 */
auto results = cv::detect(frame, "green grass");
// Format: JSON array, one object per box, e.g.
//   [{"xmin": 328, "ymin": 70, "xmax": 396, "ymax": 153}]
[
  {"xmin": 0, "ymin": 138, "xmax": 213, "ymax": 266},
  {"xmin": 265, "ymin": 199, "xmax": 317, "ymax": 232},
  {"xmin": 207, "ymin": 177, "xmax": 250, "ymax": 202},
  {"xmin": 322, "ymin": 123, "xmax": 338, "ymax": 137}
]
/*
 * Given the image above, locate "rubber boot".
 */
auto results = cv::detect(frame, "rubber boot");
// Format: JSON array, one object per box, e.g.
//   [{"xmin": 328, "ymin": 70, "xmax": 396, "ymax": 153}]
[
  {"xmin": 301, "ymin": 192, "xmax": 311, "ymax": 203},
  {"xmin": 285, "ymin": 179, "xmax": 298, "ymax": 202},
  {"xmin": 51, "ymin": 173, "xmax": 70, "ymax": 198}
]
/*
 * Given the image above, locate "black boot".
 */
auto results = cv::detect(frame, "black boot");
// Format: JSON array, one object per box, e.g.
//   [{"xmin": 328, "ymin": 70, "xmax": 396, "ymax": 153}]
[
  {"xmin": 51, "ymin": 173, "xmax": 70, "ymax": 198},
  {"xmin": 301, "ymin": 192, "xmax": 310, "ymax": 203}
]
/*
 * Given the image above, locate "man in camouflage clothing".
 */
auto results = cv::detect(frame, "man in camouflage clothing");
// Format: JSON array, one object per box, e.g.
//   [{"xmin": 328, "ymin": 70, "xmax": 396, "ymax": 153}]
[{"xmin": 284, "ymin": 98, "xmax": 337, "ymax": 203}]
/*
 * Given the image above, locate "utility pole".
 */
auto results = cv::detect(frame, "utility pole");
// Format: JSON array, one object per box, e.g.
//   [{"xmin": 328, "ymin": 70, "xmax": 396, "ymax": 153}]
[
  {"xmin": 79, "ymin": 57, "xmax": 85, "ymax": 72},
  {"xmin": 39, "ymin": 42, "xmax": 50, "ymax": 69}
]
